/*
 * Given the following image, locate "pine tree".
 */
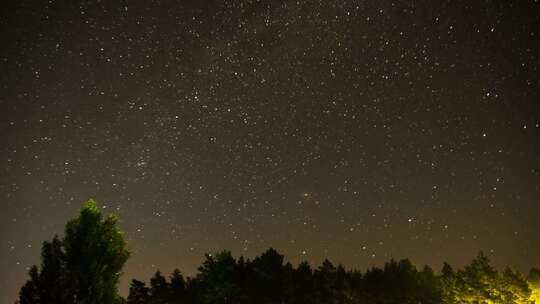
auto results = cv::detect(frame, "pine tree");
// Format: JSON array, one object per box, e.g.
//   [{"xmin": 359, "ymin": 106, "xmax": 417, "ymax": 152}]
[{"xmin": 169, "ymin": 269, "xmax": 186, "ymax": 302}]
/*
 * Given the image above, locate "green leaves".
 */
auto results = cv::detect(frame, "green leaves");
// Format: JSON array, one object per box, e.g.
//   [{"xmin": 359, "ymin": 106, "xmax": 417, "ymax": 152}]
[
  {"xmin": 18, "ymin": 199, "xmax": 129, "ymax": 304},
  {"xmin": 443, "ymin": 252, "xmax": 533, "ymax": 304}
]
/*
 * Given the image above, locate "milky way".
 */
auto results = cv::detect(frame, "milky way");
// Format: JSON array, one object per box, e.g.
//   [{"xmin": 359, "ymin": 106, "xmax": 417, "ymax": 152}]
[{"xmin": 1, "ymin": 1, "xmax": 539, "ymax": 303}]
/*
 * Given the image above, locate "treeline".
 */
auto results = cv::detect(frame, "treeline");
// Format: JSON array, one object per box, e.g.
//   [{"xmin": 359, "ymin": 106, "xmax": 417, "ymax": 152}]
[
  {"xmin": 17, "ymin": 201, "xmax": 540, "ymax": 304},
  {"xmin": 128, "ymin": 249, "xmax": 540, "ymax": 304}
]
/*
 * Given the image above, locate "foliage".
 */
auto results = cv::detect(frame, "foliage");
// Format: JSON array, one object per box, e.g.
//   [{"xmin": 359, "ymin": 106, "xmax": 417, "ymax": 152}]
[
  {"xmin": 18, "ymin": 199, "xmax": 129, "ymax": 304},
  {"xmin": 529, "ymin": 268, "xmax": 540, "ymax": 304},
  {"xmin": 443, "ymin": 252, "xmax": 532, "ymax": 304},
  {"xmin": 197, "ymin": 251, "xmax": 241, "ymax": 304},
  {"xmin": 17, "ymin": 202, "xmax": 538, "ymax": 304},
  {"xmin": 128, "ymin": 249, "xmax": 538, "ymax": 304},
  {"xmin": 127, "ymin": 280, "xmax": 149, "ymax": 304}
]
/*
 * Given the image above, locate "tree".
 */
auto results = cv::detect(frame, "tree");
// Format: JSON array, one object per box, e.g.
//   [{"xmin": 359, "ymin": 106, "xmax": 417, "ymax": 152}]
[
  {"xmin": 39, "ymin": 237, "xmax": 68, "ymax": 301},
  {"xmin": 103, "ymin": 247, "xmax": 540, "ymax": 304},
  {"xmin": 18, "ymin": 199, "xmax": 130, "ymax": 304},
  {"xmin": 452, "ymin": 252, "xmax": 498, "ymax": 303},
  {"xmin": 529, "ymin": 268, "xmax": 540, "ymax": 303},
  {"xmin": 197, "ymin": 251, "xmax": 240, "ymax": 304},
  {"xmin": 18, "ymin": 267, "xmax": 40, "ymax": 304},
  {"xmin": 314, "ymin": 259, "xmax": 337, "ymax": 304},
  {"xmin": 440, "ymin": 262, "xmax": 458, "ymax": 304},
  {"xmin": 529, "ymin": 268, "xmax": 540, "ymax": 283},
  {"xmin": 498, "ymin": 267, "xmax": 531, "ymax": 304},
  {"xmin": 169, "ymin": 269, "xmax": 186, "ymax": 302},
  {"xmin": 292, "ymin": 261, "xmax": 314, "ymax": 304},
  {"xmin": 149, "ymin": 271, "xmax": 169, "ymax": 304},
  {"xmin": 127, "ymin": 280, "xmax": 150, "ymax": 304},
  {"xmin": 417, "ymin": 265, "xmax": 442, "ymax": 304},
  {"xmin": 18, "ymin": 236, "xmax": 70, "ymax": 304},
  {"xmin": 248, "ymin": 248, "xmax": 287, "ymax": 303},
  {"xmin": 64, "ymin": 199, "xmax": 130, "ymax": 304}
]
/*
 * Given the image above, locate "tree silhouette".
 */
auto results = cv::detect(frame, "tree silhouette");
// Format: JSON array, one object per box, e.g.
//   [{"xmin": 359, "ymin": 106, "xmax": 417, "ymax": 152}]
[
  {"xmin": 313, "ymin": 259, "xmax": 337, "ymax": 304},
  {"xmin": 127, "ymin": 249, "xmax": 537, "ymax": 304},
  {"xmin": 18, "ymin": 267, "xmax": 41, "ymax": 304},
  {"xmin": 169, "ymin": 269, "xmax": 186, "ymax": 303},
  {"xmin": 127, "ymin": 280, "xmax": 149, "ymax": 304},
  {"xmin": 149, "ymin": 271, "xmax": 170, "ymax": 304},
  {"xmin": 196, "ymin": 251, "xmax": 240, "ymax": 304},
  {"xmin": 18, "ymin": 199, "xmax": 129, "ymax": 304},
  {"xmin": 440, "ymin": 261, "xmax": 457, "ymax": 303},
  {"xmin": 18, "ymin": 202, "xmax": 538, "ymax": 304},
  {"xmin": 291, "ymin": 261, "xmax": 314, "ymax": 304},
  {"xmin": 248, "ymin": 248, "xmax": 288, "ymax": 303},
  {"xmin": 19, "ymin": 236, "xmax": 69, "ymax": 304}
]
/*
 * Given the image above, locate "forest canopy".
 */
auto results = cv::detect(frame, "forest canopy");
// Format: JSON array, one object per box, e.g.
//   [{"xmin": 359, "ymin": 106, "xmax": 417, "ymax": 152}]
[
  {"xmin": 126, "ymin": 250, "xmax": 539, "ymax": 304},
  {"xmin": 17, "ymin": 201, "xmax": 540, "ymax": 304}
]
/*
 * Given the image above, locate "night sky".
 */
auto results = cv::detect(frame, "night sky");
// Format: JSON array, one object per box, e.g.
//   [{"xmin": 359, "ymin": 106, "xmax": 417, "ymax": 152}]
[{"xmin": 1, "ymin": 0, "xmax": 539, "ymax": 303}]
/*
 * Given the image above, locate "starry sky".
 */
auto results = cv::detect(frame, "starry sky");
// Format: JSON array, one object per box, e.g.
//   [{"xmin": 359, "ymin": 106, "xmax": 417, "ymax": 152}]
[{"xmin": 1, "ymin": 0, "xmax": 539, "ymax": 303}]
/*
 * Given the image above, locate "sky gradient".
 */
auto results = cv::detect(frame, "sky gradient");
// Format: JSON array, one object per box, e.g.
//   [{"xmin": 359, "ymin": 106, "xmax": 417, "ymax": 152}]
[{"xmin": 1, "ymin": 1, "xmax": 539, "ymax": 303}]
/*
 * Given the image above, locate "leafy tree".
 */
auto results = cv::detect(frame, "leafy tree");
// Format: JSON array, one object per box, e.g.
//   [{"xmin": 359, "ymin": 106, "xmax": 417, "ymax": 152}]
[
  {"xmin": 148, "ymin": 271, "xmax": 169, "ymax": 304},
  {"xmin": 454, "ymin": 251, "xmax": 499, "ymax": 303},
  {"xmin": 82, "ymin": 246, "xmax": 540, "ymax": 304},
  {"xmin": 440, "ymin": 262, "xmax": 458, "ymax": 303},
  {"xmin": 529, "ymin": 268, "xmax": 540, "ymax": 303},
  {"xmin": 362, "ymin": 266, "xmax": 385, "ymax": 302},
  {"xmin": 18, "ymin": 199, "xmax": 130, "ymax": 304},
  {"xmin": 498, "ymin": 267, "xmax": 531, "ymax": 303},
  {"xmin": 447, "ymin": 252, "xmax": 533, "ymax": 304},
  {"xmin": 127, "ymin": 280, "xmax": 150, "ymax": 304},
  {"xmin": 18, "ymin": 236, "xmax": 70, "ymax": 304},
  {"xmin": 417, "ymin": 265, "xmax": 442, "ymax": 303},
  {"xmin": 197, "ymin": 251, "xmax": 240, "ymax": 304},
  {"xmin": 183, "ymin": 277, "xmax": 201, "ymax": 304},
  {"xmin": 18, "ymin": 267, "xmax": 40, "ymax": 304},
  {"xmin": 63, "ymin": 200, "xmax": 130, "ymax": 304},
  {"xmin": 248, "ymin": 248, "xmax": 287, "ymax": 303},
  {"xmin": 314, "ymin": 259, "xmax": 337, "ymax": 304},
  {"xmin": 386, "ymin": 259, "xmax": 420, "ymax": 303}
]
